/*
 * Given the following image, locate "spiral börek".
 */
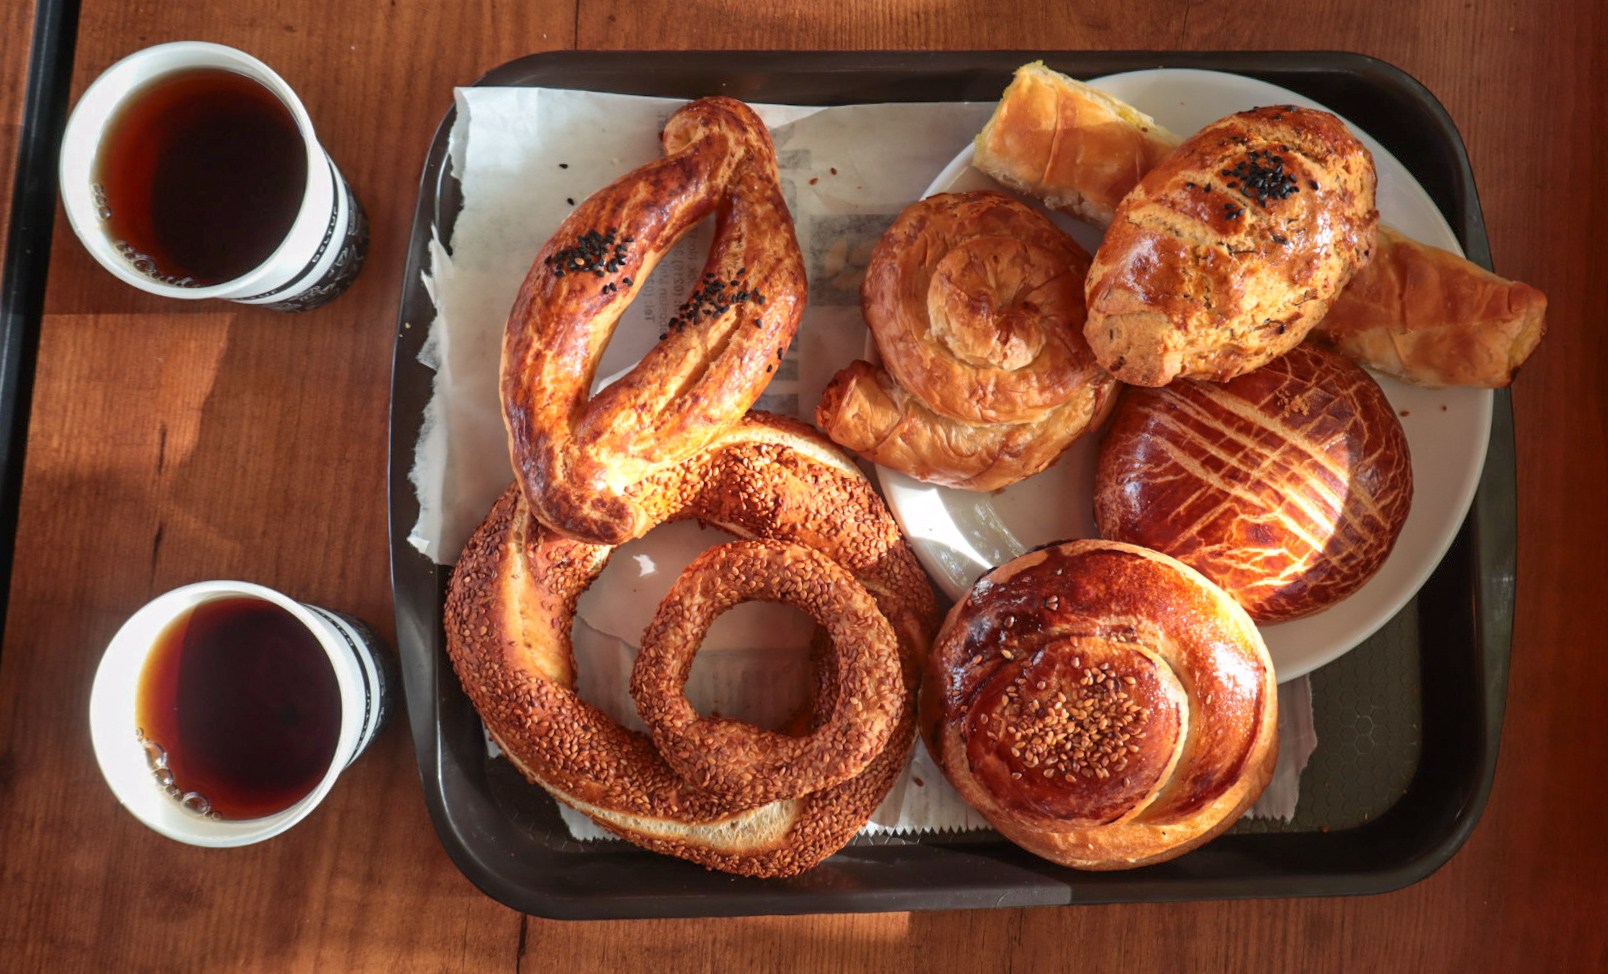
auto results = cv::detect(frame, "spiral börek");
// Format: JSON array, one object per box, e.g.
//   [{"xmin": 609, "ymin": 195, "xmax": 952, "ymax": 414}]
[{"xmin": 818, "ymin": 191, "xmax": 1117, "ymax": 489}]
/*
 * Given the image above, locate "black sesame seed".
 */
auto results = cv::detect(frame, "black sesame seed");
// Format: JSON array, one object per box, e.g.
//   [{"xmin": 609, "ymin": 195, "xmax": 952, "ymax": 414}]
[{"xmin": 559, "ymin": 163, "xmax": 569, "ymax": 169}]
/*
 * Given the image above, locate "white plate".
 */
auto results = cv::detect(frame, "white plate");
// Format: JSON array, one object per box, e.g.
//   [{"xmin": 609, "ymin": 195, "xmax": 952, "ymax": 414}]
[{"xmin": 876, "ymin": 68, "xmax": 1492, "ymax": 682}]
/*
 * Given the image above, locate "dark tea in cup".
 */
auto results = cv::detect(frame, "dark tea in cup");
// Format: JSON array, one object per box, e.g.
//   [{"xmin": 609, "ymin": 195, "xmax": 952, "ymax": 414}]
[
  {"xmin": 94, "ymin": 68, "xmax": 309, "ymax": 289},
  {"xmin": 60, "ymin": 42, "xmax": 367, "ymax": 311},
  {"xmin": 90, "ymin": 582, "xmax": 390, "ymax": 846},
  {"xmin": 136, "ymin": 595, "xmax": 342, "ymax": 820}
]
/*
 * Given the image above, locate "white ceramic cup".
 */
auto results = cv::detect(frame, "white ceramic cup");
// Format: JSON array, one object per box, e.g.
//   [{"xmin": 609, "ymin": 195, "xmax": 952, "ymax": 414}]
[
  {"xmin": 58, "ymin": 42, "xmax": 368, "ymax": 311},
  {"xmin": 88, "ymin": 581, "xmax": 392, "ymax": 847}
]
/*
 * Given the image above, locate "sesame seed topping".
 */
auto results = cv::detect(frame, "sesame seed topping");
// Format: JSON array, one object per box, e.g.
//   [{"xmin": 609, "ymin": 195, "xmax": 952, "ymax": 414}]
[{"xmin": 984, "ymin": 658, "xmax": 1150, "ymax": 783}]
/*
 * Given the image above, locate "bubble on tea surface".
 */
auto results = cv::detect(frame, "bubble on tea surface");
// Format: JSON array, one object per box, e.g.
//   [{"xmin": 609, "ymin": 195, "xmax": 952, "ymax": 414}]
[
  {"xmin": 139, "ymin": 729, "xmax": 217, "ymax": 816},
  {"xmin": 138, "ymin": 730, "xmax": 168, "ymax": 771}
]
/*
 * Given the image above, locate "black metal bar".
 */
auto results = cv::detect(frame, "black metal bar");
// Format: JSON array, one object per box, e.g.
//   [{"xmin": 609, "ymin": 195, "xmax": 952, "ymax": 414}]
[{"xmin": 0, "ymin": 0, "xmax": 83, "ymax": 642}]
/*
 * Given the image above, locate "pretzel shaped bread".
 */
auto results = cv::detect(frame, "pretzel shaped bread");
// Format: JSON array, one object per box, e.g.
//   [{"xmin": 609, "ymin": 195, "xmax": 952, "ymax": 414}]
[{"xmin": 502, "ymin": 96, "xmax": 806, "ymax": 545}]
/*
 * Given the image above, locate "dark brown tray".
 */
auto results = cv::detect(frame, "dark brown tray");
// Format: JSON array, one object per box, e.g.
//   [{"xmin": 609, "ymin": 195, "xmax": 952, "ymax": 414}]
[{"xmin": 387, "ymin": 50, "xmax": 1515, "ymax": 919}]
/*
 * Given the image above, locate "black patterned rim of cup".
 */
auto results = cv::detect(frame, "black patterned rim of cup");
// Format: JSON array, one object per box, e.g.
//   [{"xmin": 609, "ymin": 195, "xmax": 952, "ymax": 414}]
[
  {"xmin": 236, "ymin": 162, "xmax": 370, "ymax": 312},
  {"xmin": 303, "ymin": 604, "xmax": 394, "ymax": 762}
]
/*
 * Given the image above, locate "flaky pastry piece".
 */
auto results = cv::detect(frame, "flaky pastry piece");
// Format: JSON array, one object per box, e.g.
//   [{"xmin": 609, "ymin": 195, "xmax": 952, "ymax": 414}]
[
  {"xmin": 502, "ymin": 96, "xmax": 805, "ymax": 546},
  {"xmin": 974, "ymin": 61, "xmax": 1182, "ymax": 227},
  {"xmin": 445, "ymin": 413, "xmax": 939, "ymax": 878},
  {"xmin": 1309, "ymin": 226, "xmax": 1547, "ymax": 388},
  {"xmin": 972, "ymin": 61, "xmax": 1547, "ymax": 388},
  {"xmin": 1085, "ymin": 104, "xmax": 1378, "ymax": 386},
  {"xmin": 817, "ymin": 360, "xmax": 1111, "ymax": 492},
  {"xmin": 817, "ymin": 191, "xmax": 1117, "ymax": 490},
  {"xmin": 922, "ymin": 539, "xmax": 1279, "ymax": 870}
]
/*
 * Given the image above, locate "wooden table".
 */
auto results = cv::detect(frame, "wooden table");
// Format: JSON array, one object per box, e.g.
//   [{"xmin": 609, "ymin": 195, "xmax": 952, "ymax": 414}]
[{"xmin": 2, "ymin": 1, "xmax": 1603, "ymax": 970}]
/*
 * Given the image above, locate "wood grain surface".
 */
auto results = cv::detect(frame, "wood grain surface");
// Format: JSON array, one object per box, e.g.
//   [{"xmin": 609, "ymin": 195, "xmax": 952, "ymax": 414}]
[{"xmin": 2, "ymin": 0, "xmax": 1605, "ymax": 971}]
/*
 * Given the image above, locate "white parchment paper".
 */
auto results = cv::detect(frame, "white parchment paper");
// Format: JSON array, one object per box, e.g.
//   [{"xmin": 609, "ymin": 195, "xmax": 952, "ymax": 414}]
[{"xmin": 407, "ymin": 86, "xmax": 1315, "ymax": 838}]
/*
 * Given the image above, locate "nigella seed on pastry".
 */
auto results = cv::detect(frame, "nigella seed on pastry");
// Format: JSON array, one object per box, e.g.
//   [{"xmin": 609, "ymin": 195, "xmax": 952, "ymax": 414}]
[
  {"xmin": 1084, "ymin": 104, "xmax": 1378, "ymax": 386},
  {"xmin": 503, "ymin": 96, "xmax": 809, "ymax": 547}
]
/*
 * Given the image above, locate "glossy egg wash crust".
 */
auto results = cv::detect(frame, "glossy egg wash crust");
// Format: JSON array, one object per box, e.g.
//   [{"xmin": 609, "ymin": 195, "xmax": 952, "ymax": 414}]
[
  {"xmin": 501, "ymin": 96, "xmax": 807, "ymax": 546},
  {"xmin": 1085, "ymin": 104, "xmax": 1379, "ymax": 387},
  {"xmin": 922, "ymin": 539, "xmax": 1279, "ymax": 870},
  {"xmin": 1094, "ymin": 342, "xmax": 1413, "ymax": 624}
]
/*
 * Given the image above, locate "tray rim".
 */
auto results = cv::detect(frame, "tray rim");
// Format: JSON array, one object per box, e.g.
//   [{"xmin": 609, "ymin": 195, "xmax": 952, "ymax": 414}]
[{"xmin": 386, "ymin": 48, "xmax": 1515, "ymax": 919}]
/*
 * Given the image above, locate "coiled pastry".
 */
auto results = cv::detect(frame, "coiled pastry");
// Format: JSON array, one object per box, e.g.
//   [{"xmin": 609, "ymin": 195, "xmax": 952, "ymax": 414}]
[
  {"xmin": 445, "ymin": 413, "xmax": 939, "ymax": 878},
  {"xmin": 922, "ymin": 539, "xmax": 1279, "ymax": 870},
  {"xmin": 817, "ymin": 191, "xmax": 1117, "ymax": 490},
  {"xmin": 501, "ymin": 96, "xmax": 806, "ymax": 545}
]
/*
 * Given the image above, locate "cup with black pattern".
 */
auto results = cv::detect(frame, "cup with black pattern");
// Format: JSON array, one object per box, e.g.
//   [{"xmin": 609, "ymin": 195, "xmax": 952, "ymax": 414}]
[{"xmin": 59, "ymin": 41, "xmax": 367, "ymax": 311}]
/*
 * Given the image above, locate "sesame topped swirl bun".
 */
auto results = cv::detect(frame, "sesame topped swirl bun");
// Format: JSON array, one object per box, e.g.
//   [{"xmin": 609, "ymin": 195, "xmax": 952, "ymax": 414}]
[{"xmin": 922, "ymin": 539, "xmax": 1278, "ymax": 870}]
